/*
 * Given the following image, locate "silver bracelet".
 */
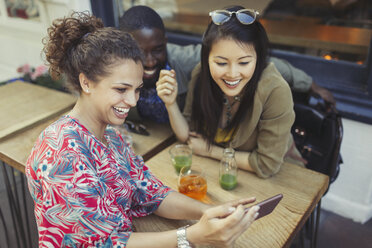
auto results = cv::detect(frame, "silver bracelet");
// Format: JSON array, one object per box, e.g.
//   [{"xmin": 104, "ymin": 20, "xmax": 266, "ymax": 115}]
[{"xmin": 177, "ymin": 225, "xmax": 191, "ymax": 248}]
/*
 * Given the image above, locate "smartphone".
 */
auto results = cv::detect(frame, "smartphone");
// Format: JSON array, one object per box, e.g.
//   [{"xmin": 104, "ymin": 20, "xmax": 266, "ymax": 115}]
[{"xmin": 245, "ymin": 194, "xmax": 283, "ymax": 220}]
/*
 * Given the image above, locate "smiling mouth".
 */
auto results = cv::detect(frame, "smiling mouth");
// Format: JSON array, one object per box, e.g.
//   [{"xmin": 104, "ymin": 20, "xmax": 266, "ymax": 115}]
[
  {"xmin": 113, "ymin": 106, "xmax": 129, "ymax": 114},
  {"xmin": 144, "ymin": 69, "xmax": 156, "ymax": 76},
  {"xmin": 223, "ymin": 79, "xmax": 241, "ymax": 87}
]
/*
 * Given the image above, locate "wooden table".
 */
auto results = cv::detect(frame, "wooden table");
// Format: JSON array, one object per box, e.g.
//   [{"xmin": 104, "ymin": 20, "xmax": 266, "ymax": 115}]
[
  {"xmin": 0, "ymin": 81, "xmax": 76, "ymax": 141},
  {"xmin": 163, "ymin": 13, "xmax": 372, "ymax": 55},
  {"xmin": 0, "ymin": 116, "xmax": 174, "ymax": 173},
  {"xmin": 120, "ymin": 120, "xmax": 175, "ymax": 161},
  {"xmin": 0, "ymin": 114, "xmax": 63, "ymax": 173},
  {"xmin": 133, "ymin": 145, "xmax": 329, "ymax": 248},
  {"xmin": 0, "ymin": 82, "xmax": 174, "ymax": 171}
]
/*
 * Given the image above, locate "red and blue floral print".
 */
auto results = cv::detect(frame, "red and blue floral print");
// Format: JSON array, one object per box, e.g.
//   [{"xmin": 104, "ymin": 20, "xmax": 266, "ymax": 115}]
[{"xmin": 26, "ymin": 116, "xmax": 172, "ymax": 247}]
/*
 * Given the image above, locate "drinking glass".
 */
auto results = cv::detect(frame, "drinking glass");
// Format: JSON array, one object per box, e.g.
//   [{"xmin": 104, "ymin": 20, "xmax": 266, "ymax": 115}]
[
  {"xmin": 178, "ymin": 165, "xmax": 207, "ymax": 201},
  {"xmin": 169, "ymin": 144, "xmax": 192, "ymax": 174}
]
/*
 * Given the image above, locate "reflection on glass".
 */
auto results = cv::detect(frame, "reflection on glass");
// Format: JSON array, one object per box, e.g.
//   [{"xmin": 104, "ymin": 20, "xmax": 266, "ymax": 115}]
[
  {"xmin": 5, "ymin": 0, "xmax": 39, "ymax": 20},
  {"xmin": 121, "ymin": 0, "xmax": 177, "ymax": 19},
  {"xmin": 118, "ymin": 0, "xmax": 370, "ymax": 64}
]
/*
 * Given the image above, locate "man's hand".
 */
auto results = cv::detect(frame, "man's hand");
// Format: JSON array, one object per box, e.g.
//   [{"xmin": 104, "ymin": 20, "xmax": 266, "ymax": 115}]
[
  {"xmin": 156, "ymin": 69, "xmax": 178, "ymax": 106},
  {"xmin": 310, "ymin": 82, "xmax": 336, "ymax": 108}
]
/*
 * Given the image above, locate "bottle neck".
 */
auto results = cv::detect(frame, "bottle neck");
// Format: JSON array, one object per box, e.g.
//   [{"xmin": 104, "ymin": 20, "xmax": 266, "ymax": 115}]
[{"xmin": 223, "ymin": 148, "xmax": 235, "ymax": 158}]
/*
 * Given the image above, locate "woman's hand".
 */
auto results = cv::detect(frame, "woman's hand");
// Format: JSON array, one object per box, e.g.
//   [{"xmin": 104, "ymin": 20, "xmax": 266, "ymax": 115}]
[
  {"xmin": 187, "ymin": 132, "xmax": 212, "ymax": 157},
  {"xmin": 188, "ymin": 197, "xmax": 259, "ymax": 247},
  {"xmin": 156, "ymin": 69, "xmax": 178, "ymax": 106}
]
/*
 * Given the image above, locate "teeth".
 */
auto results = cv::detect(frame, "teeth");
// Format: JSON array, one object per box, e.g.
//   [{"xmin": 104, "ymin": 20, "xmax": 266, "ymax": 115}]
[
  {"xmin": 144, "ymin": 69, "xmax": 156, "ymax": 76},
  {"xmin": 224, "ymin": 79, "xmax": 241, "ymax": 86},
  {"xmin": 113, "ymin": 107, "xmax": 129, "ymax": 113}
]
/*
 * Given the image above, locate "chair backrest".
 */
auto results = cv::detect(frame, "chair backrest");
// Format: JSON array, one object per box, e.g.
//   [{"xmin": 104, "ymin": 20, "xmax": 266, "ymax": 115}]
[{"xmin": 291, "ymin": 94, "xmax": 343, "ymax": 192}]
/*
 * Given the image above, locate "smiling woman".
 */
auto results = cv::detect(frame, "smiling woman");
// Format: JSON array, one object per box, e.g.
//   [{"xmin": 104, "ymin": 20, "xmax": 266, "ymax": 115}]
[
  {"xmin": 25, "ymin": 11, "xmax": 260, "ymax": 248},
  {"xmin": 157, "ymin": 5, "xmax": 305, "ymax": 178},
  {"xmin": 208, "ymin": 39, "xmax": 257, "ymax": 99},
  {"xmin": 75, "ymin": 60, "xmax": 144, "ymax": 130}
]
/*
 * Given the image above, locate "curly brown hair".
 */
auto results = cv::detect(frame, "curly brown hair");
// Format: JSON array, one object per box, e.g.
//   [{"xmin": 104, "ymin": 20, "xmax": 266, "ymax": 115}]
[{"xmin": 43, "ymin": 11, "xmax": 143, "ymax": 92}]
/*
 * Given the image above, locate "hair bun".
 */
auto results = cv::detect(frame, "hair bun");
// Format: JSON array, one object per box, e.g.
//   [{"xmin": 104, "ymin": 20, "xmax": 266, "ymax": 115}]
[{"xmin": 43, "ymin": 11, "xmax": 104, "ymax": 79}]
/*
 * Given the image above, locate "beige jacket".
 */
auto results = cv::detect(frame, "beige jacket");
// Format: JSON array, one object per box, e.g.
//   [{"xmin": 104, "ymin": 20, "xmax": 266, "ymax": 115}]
[{"xmin": 184, "ymin": 62, "xmax": 303, "ymax": 178}]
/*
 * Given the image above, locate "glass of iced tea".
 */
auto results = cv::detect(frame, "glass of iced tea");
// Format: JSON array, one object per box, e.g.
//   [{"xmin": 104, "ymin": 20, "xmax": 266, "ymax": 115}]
[
  {"xmin": 169, "ymin": 144, "xmax": 192, "ymax": 174},
  {"xmin": 178, "ymin": 165, "xmax": 207, "ymax": 201}
]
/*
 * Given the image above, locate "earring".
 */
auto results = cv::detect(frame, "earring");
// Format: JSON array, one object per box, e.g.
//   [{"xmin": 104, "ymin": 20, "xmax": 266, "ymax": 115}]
[{"xmin": 85, "ymin": 89, "xmax": 89, "ymax": 93}]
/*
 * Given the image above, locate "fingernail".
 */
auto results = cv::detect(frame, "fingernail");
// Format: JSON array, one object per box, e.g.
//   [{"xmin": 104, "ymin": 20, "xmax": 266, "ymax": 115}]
[
  {"xmin": 228, "ymin": 207, "xmax": 236, "ymax": 213},
  {"xmin": 253, "ymin": 206, "xmax": 260, "ymax": 211},
  {"xmin": 254, "ymin": 212, "xmax": 259, "ymax": 219}
]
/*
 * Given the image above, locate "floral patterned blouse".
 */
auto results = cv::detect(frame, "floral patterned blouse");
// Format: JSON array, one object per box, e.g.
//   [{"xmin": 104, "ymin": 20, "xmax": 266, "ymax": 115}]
[{"xmin": 26, "ymin": 116, "xmax": 172, "ymax": 247}]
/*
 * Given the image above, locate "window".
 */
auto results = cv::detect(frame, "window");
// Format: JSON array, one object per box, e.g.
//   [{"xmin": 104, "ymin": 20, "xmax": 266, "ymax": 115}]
[
  {"xmin": 98, "ymin": 0, "xmax": 372, "ymax": 124},
  {"xmin": 3, "ymin": 0, "xmax": 40, "ymax": 20},
  {"xmin": 0, "ymin": 0, "xmax": 45, "ymax": 31}
]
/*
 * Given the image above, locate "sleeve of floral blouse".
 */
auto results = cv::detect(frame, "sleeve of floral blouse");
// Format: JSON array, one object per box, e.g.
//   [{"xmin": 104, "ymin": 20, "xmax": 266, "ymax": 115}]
[{"xmin": 129, "ymin": 153, "xmax": 174, "ymax": 217}]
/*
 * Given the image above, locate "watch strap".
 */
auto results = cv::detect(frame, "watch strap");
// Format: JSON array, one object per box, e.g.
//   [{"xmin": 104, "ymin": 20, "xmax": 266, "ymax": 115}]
[{"xmin": 177, "ymin": 225, "xmax": 191, "ymax": 248}]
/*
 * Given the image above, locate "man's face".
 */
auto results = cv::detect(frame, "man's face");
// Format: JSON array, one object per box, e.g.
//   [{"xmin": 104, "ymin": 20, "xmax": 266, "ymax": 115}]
[{"xmin": 131, "ymin": 27, "xmax": 167, "ymax": 88}]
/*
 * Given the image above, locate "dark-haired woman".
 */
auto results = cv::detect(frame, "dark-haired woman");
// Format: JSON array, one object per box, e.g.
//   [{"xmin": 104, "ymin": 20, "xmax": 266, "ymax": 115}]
[
  {"xmin": 25, "ymin": 12, "xmax": 259, "ymax": 248},
  {"xmin": 157, "ymin": 6, "xmax": 304, "ymax": 179}
]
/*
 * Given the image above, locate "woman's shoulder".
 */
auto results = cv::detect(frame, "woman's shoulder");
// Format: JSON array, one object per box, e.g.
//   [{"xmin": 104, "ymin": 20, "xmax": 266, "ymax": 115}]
[
  {"xmin": 42, "ymin": 115, "xmax": 78, "ymax": 137},
  {"xmin": 26, "ymin": 116, "xmax": 86, "ymax": 178},
  {"xmin": 256, "ymin": 62, "xmax": 292, "ymax": 98},
  {"xmin": 260, "ymin": 62, "xmax": 290, "ymax": 87},
  {"xmin": 33, "ymin": 115, "xmax": 90, "ymax": 154}
]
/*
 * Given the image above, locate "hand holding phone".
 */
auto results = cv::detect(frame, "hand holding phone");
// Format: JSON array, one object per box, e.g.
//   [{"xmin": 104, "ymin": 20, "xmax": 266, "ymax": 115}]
[{"xmin": 245, "ymin": 194, "xmax": 283, "ymax": 220}]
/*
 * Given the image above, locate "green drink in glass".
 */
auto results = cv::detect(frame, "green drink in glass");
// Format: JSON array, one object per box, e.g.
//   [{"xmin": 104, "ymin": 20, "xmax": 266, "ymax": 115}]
[
  {"xmin": 219, "ymin": 148, "xmax": 238, "ymax": 190},
  {"xmin": 219, "ymin": 174, "xmax": 237, "ymax": 190},
  {"xmin": 173, "ymin": 155, "xmax": 192, "ymax": 174},
  {"xmin": 169, "ymin": 144, "xmax": 192, "ymax": 174}
]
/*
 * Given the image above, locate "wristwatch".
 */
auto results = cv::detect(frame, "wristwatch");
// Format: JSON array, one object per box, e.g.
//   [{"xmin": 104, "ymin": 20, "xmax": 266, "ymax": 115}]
[{"xmin": 177, "ymin": 225, "xmax": 191, "ymax": 248}]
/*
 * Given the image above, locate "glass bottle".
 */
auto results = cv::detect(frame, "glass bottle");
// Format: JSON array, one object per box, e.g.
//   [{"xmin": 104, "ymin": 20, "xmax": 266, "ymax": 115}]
[{"xmin": 219, "ymin": 148, "xmax": 238, "ymax": 190}]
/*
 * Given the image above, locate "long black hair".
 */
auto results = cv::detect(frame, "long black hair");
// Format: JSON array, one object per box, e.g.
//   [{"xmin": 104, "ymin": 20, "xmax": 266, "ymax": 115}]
[{"xmin": 191, "ymin": 5, "xmax": 269, "ymax": 145}]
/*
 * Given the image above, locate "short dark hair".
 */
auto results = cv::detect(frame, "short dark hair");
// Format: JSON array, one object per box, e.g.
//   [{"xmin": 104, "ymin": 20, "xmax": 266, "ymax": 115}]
[
  {"xmin": 119, "ymin": 5, "xmax": 165, "ymax": 32},
  {"xmin": 191, "ymin": 5, "xmax": 269, "ymax": 144},
  {"xmin": 43, "ymin": 11, "xmax": 143, "ymax": 93}
]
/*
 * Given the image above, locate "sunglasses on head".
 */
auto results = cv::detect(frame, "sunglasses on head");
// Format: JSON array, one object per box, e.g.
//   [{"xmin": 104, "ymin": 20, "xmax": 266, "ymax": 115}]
[{"xmin": 209, "ymin": 9, "xmax": 259, "ymax": 25}]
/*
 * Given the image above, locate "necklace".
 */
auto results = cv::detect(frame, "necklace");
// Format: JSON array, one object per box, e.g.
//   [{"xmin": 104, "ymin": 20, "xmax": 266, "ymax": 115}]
[{"xmin": 223, "ymin": 95, "xmax": 241, "ymax": 126}]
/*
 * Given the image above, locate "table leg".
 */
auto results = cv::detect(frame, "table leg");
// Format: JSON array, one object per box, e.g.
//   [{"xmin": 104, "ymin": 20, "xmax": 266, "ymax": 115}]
[
  {"xmin": 1, "ymin": 161, "xmax": 33, "ymax": 248},
  {"xmin": 0, "ymin": 205, "xmax": 10, "ymax": 247},
  {"xmin": 307, "ymin": 199, "xmax": 321, "ymax": 248},
  {"xmin": 1, "ymin": 161, "xmax": 22, "ymax": 248},
  {"xmin": 21, "ymin": 172, "xmax": 33, "ymax": 246},
  {"xmin": 312, "ymin": 200, "xmax": 322, "ymax": 248}
]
